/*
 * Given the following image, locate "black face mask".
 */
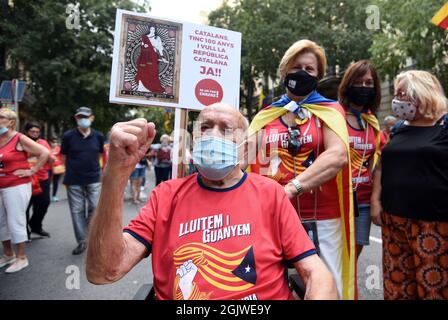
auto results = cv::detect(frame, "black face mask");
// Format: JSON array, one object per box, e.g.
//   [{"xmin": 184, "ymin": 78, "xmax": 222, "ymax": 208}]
[
  {"xmin": 346, "ymin": 86, "xmax": 375, "ymax": 107},
  {"xmin": 284, "ymin": 69, "xmax": 318, "ymax": 97}
]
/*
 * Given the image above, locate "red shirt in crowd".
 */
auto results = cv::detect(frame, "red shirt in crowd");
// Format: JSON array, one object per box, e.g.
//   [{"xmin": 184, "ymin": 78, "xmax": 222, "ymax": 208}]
[
  {"xmin": 28, "ymin": 138, "xmax": 52, "ymax": 181},
  {"xmin": 250, "ymin": 114, "xmax": 341, "ymax": 221},
  {"xmin": 52, "ymin": 145, "xmax": 63, "ymax": 167},
  {"xmin": 0, "ymin": 133, "xmax": 31, "ymax": 188}
]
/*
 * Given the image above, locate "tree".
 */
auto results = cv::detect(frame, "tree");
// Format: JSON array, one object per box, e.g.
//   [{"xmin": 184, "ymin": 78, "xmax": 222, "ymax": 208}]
[
  {"xmin": 0, "ymin": 0, "xmax": 167, "ymax": 137},
  {"xmin": 208, "ymin": 0, "xmax": 374, "ymax": 120},
  {"xmin": 369, "ymin": 0, "xmax": 448, "ymax": 91}
]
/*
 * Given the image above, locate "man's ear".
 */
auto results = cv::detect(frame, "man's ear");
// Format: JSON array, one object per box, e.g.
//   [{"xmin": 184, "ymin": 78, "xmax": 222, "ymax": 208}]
[{"xmin": 90, "ymin": 115, "xmax": 95, "ymax": 122}]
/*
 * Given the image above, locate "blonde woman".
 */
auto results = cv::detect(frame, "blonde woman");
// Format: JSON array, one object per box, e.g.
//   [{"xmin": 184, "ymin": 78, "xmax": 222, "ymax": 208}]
[
  {"xmin": 371, "ymin": 70, "xmax": 448, "ymax": 299},
  {"xmin": 0, "ymin": 109, "xmax": 49, "ymax": 273},
  {"xmin": 246, "ymin": 40, "xmax": 355, "ymax": 299}
]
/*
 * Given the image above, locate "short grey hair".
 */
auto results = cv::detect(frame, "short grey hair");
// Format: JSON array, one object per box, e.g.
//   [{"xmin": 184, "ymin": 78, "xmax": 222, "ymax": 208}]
[{"xmin": 383, "ymin": 115, "xmax": 397, "ymax": 125}]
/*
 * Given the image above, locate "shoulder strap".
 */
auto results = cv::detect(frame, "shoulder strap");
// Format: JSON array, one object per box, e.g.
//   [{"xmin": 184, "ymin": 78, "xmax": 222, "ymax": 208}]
[{"xmin": 389, "ymin": 120, "xmax": 405, "ymax": 139}]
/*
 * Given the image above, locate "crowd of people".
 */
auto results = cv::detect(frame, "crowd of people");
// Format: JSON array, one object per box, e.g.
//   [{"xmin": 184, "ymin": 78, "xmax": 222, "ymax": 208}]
[
  {"xmin": 0, "ymin": 106, "xmax": 173, "ymax": 269},
  {"xmin": 1, "ymin": 38, "xmax": 447, "ymax": 300}
]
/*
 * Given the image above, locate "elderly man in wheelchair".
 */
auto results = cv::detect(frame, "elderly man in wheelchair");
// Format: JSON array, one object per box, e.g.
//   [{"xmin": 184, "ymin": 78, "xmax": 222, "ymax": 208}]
[{"xmin": 86, "ymin": 103, "xmax": 337, "ymax": 300}]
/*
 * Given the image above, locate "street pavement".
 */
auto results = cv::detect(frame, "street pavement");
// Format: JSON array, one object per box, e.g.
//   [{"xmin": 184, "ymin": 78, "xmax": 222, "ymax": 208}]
[{"xmin": 0, "ymin": 168, "xmax": 384, "ymax": 300}]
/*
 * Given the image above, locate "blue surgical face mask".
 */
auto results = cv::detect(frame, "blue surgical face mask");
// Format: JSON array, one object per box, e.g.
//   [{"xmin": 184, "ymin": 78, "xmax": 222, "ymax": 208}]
[
  {"xmin": 77, "ymin": 118, "xmax": 91, "ymax": 129},
  {"xmin": 0, "ymin": 126, "xmax": 8, "ymax": 135},
  {"xmin": 192, "ymin": 136, "xmax": 242, "ymax": 181}
]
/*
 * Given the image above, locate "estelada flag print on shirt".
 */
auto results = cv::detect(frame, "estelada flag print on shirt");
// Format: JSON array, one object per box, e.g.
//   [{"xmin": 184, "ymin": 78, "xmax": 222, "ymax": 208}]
[
  {"xmin": 124, "ymin": 172, "xmax": 316, "ymax": 300},
  {"xmin": 250, "ymin": 111, "xmax": 342, "ymax": 221},
  {"xmin": 347, "ymin": 122, "xmax": 377, "ymax": 204},
  {"xmin": 173, "ymin": 243, "xmax": 257, "ymax": 299},
  {"xmin": 254, "ymin": 114, "xmax": 321, "ymax": 186}
]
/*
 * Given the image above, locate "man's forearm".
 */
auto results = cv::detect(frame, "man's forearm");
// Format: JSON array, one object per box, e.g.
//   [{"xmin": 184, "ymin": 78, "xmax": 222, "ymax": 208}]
[
  {"xmin": 32, "ymin": 151, "xmax": 50, "ymax": 173},
  {"xmin": 304, "ymin": 270, "xmax": 338, "ymax": 300},
  {"xmin": 295, "ymin": 147, "xmax": 347, "ymax": 192},
  {"xmin": 295, "ymin": 256, "xmax": 339, "ymax": 300},
  {"xmin": 86, "ymin": 168, "xmax": 129, "ymax": 284}
]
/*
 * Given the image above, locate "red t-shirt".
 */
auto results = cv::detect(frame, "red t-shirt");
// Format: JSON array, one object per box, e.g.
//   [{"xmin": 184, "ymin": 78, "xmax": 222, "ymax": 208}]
[
  {"xmin": 0, "ymin": 133, "xmax": 31, "ymax": 188},
  {"xmin": 347, "ymin": 122, "xmax": 377, "ymax": 204},
  {"xmin": 380, "ymin": 130, "xmax": 389, "ymax": 147},
  {"xmin": 347, "ymin": 121, "xmax": 386, "ymax": 204},
  {"xmin": 52, "ymin": 145, "xmax": 63, "ymax": 167},
  {"xmin": 124, "ymin": 172, "xmax": 316, "ymax": 300},
  {"xmin": 250, "ymin": 114, "xmax": 341, "ymax": 220},
  {"xmin": 28, "ymin": 138, "xmax": 52, "ymax": 181}
]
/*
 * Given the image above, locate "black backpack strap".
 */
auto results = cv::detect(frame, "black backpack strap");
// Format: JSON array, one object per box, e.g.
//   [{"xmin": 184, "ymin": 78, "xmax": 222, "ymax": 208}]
[{"xmin": 389, "ymin": 119, "xmax": 405, "ymax": 139}]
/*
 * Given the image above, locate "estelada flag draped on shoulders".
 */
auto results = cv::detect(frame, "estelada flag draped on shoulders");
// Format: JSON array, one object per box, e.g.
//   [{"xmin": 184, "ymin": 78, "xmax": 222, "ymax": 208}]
[
  {"xmin": 432, "ymin": 2, "xmax": 448, "ymax": 30},
  {"xmin": 247, "ymin": 91, "xmax": 356, "ymax": 300},
  {"xmin": 345, "ymin": 108, "xmax": 382, "ymax": 170}
]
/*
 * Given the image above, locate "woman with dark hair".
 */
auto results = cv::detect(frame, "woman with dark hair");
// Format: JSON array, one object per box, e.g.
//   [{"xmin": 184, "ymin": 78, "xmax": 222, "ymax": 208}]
[
  {"xmin": 24, "ymin": 122, "xmax": 54, "ymax": 238},
  {"xmin": 50, "ymin": 136, "xmax": 64, "ymax": 202},
  {"xmin": 338, "ymin": 60, "xmax": 384, "ymax": 260}
]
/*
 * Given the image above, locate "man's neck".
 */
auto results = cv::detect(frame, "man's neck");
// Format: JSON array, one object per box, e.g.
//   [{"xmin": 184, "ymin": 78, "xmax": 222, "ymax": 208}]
[
  {"xmin": 78, "ymin": 127, "xmax": 91, "ymax": 137},
  {"xmin": 201, "ymin": 167, "xmax": 244, "ymax": 189}
]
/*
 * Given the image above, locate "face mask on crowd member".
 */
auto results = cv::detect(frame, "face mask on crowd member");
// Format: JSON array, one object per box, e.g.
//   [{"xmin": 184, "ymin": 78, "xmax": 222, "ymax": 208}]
[
  {"xmin": 0, "ymin": 126, "xmax": 8, "ymax": 135},
  {"xmin": 74, "ymin": 106, "xmax": 94, "ymax": 129},
  {"xmin": 346, "ymin": 86, "xmax": 376, "ymax": 108},
  {"xmin": 284, "ymin": 69, "xmax": 318, "ymax": 97},
  {"xmin": 77, "ymin": 118, "xmax": 91, "ymax": 129},
  {"xmin": 391, "ymin": 86, "xmax": 419, "ymax": 121},
  {"xmin": 391, "ymin": 98, "xmax": 417, "ymax": 121},
  {"xmin": 192, "ymin": 104, "xmax": 248, "ymax": 181},
  {"xmin": 192, "ymin": 136, "xmax": 244, "ymax": 181},
  {"xmin": 0, "ymin": 114, "xmax": 12, "ymax": 135},
  {"xmin": 25, "ymin": 126, "xmax": 41, "ymax": 141}
]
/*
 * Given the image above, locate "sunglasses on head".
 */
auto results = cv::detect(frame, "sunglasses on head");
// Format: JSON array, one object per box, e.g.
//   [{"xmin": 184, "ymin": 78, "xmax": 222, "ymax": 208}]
[{"xmin": 287, "ymin": 126, "xmax": 302, "ymax": 157}]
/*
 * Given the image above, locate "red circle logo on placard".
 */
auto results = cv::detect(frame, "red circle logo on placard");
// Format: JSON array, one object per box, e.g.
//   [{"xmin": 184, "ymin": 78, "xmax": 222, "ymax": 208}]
[{"xmin": 195, "ymin": 79, "xmax": 223, "ymax": 106}]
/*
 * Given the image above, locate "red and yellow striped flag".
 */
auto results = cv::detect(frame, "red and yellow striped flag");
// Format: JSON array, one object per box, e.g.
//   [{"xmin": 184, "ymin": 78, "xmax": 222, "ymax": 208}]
[
  {"xmin": 173, "ymin": 243, "xmax": 255, "ymax": 299},
  {"xmin": 432, "ymin": 3, "xmax": 448, "ymax": 30}
]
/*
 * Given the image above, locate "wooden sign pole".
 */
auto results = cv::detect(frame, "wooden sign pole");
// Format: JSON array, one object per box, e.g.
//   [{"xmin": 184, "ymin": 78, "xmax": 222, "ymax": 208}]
[{"xmin": 171, "ymin": 108, "xmax": 189, "ymax": 179}]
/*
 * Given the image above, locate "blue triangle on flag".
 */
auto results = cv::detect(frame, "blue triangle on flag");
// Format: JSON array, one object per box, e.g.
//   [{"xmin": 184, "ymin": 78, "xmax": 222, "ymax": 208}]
[
  {"xmin": 363, "ymin": 158, "xmax": 370, "ymax": 168},
  {"xmin": 232, "ymin": 247, "xmax": 257, "ymax": 285},
  {"xmin": 302, "ymin": 151, "xmax": 315, "ymax": 168}
]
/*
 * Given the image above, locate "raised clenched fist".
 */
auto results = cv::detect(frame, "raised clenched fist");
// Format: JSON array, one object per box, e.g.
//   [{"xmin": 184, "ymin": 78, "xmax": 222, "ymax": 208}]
[
  {"xmin": 107, "ymin": 118, "xmax": 156, "ymax": 175},
  {"xmin": 176, "ymin": 260, "xmax": 198, "ymax": 299}
]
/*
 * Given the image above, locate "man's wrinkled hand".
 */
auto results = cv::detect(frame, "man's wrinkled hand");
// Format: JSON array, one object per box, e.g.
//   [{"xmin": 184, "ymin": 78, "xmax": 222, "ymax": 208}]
[{"xmin": 107, "ymin": 119, "xmax": 156, "ymax": 175}]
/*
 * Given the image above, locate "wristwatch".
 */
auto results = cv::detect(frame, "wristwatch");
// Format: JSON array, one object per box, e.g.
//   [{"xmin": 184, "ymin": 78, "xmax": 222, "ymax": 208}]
[{"xmin": 290, "ymin": 178, "xmax": 305, "ymax": 195}]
